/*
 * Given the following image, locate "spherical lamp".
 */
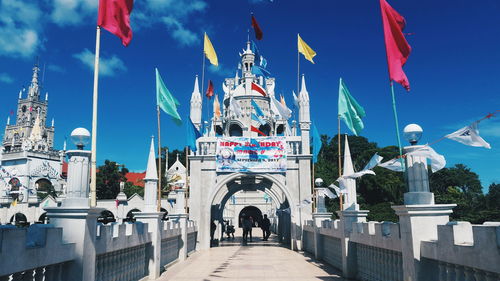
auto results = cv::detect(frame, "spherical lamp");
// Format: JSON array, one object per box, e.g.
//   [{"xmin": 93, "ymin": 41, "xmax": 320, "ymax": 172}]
[
  {"xmin": 314, "ymin": 178, "xmax": 324, "ymax": 187},
  {"xmin": 70, "ymin": 128, "xmax": 91, "ymax": 150},
  {"xmin": 403, "ymin": 124, "xmax": 423, "ymax": 145}
]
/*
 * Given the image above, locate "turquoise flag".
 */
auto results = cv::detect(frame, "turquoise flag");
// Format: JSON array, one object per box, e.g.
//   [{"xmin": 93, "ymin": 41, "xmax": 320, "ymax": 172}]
[
  {"xmin": 186, "ymin": 117, "xmax": 201, "ymax": 152},
  {"xmin": 251, "ymin": 99, "xmax": 265, "ymax": 117},
  {"xmin": 311, "ymin": 122, "xmax": 322, "ymax": 163},
  {"xmin": 338, "ymin": 78, "xmax": 365, "ymax": 136},
  {"xmin": 156, "ymin": 68, "xmax": 181, "ymax": 123}
]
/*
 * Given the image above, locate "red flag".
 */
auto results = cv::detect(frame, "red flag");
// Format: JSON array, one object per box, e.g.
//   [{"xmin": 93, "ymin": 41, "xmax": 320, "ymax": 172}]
[
  {"xmin": 251, "ymin": 125, "xmax": 267, "ymax": 136},
  {"xmin": 206, "ymin": 80, "xmax": 214, "ymax": 99},
  {"xmin": 251, "ymin": 15, "xmax": 263, "ymax": 41},
  {"xmin": 380, "ymin": 0, "xmax": 411, "ymax": 91},
  {"xmin": 251, "ymin": 82, "xmax": 266, "ymax": 97},
  {"xmin": 98, "ymin": 0, "xmax": 134, "ymax": 47}
]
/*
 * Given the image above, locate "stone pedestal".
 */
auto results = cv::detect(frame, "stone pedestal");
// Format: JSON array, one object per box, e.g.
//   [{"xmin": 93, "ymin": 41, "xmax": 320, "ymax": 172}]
[
  {"xmin": 46, "ymin": 207, "xmax": 103, "ymax": 281},
  {"xmin": 393, "ymin": 204, "xmax": 455, "ymax": 281},
  {"xmin": 404, "ymin": 145, "xmax": 434, "ymax": 205},
  {"xmin": 63, "ymin": 150, "xmax": 91, "ymax": 208},
  {"xmin": 135, "ymin": 212, "xmax": 163, "ymax": 279},
  {"xmin": 170, "ymin": 213, "xmax": 189, "ymax": 261},
  {"xmin": 337, "ymin": 209, "xmax": 369, "ymax": 279},
  {"xmin": 312, "ymin": 212, "xmax": 332, "ymax": 259}
]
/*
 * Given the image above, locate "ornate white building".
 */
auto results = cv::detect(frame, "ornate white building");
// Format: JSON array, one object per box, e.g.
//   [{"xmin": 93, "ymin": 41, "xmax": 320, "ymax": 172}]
[
  {"xmin": 0, "ymin": 64, "xmax": 65, "ymax": 206},
  {"xmin": 188, "ymin": 40, "xmax": 313, "ymax": 250}
]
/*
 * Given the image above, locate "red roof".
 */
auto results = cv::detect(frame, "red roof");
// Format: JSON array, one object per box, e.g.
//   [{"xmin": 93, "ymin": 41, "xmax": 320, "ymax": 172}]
[
  {"xmin": 62, "ymin": 161, "xmax": 68, "ymax": 178},
  {"xmin": 125, "ymin": 172, "xmax": 146, "ymax": 187}
]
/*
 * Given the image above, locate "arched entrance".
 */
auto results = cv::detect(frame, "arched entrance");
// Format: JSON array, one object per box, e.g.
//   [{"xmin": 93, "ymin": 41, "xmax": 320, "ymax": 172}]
[
  {"xmin": 238, "ymin": 206, "xmax": 263, "ymax": 228},
  {"xmin": 35, "ymin": 178, "xmax": 56, "ymax": 200},
  {"xmin": 125, "ymin": 209, "xmax": 140, "ymax": 223},
  {"xmin": 10, "ymin": 212, "xmax": 28, "ymax": 227},
  {"xmin": 97, "ymin": 210, "xmax": 116, "ymax": 224},
  {"xmin": 205, "ymin": 173, "xmax": 296, "ymax": 250}
]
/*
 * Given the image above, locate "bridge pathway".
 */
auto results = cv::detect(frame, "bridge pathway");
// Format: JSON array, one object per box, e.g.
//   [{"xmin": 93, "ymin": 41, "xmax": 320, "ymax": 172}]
[{"xmin": 158, "ymin": 229, "xmax": 345, "ymax": 281}]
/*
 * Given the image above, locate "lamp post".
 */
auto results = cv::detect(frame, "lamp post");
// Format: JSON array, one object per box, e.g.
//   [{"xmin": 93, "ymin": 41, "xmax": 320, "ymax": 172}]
[{"xmin": 314, "ymin": 178, "xmax": 327, "ymax": 213}]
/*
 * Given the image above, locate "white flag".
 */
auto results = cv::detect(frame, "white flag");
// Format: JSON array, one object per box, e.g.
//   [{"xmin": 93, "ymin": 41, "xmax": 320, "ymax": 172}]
[
  {"xmin": 297, "ymin": 196, "xmax": 313, "ymax": 208},
  {"xmin": 229, "ymin": 96, "xmax": 242, "ymax": 116},
  {"xmin": 408, "ymin": 146, "xmax": 446, "ymax": 173},
  {"xmin": 318, "ymin": 187, "xmax": 337, "ymax": 199},
  {"xmin": 271, "ymin": 95, "xmax": 292, "ymax": 120},
  {"xmin": 363, "ymin": 153, "xmax": 384, "ymax": 171},
  {"xmin": 329, "ymin": 184, "xmax": 341, "ymax": 197},
  {"xmin": 445, "ymin": 121, "xmax": 491, "ymax": 149},
  {"xmin": 379, "ymin": 158, "xmax": 404, "ymax": 172},
  {"xmin": 292, "ymin": 91, "xmax": 299, "ymax": 107},
  {"xmin": 344, "ymin": 169, "xmax": 376, "ymax": 179}
]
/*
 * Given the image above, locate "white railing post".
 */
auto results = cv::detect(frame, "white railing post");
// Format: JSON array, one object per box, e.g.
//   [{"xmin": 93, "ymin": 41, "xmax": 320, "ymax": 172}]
[
  {"xmin": 45, "ymin": 149, "xmax": 103, "ymax": 281},
  {"xmin": 392, "ymin": 145, "xmax": 456, "ymax": 281}
]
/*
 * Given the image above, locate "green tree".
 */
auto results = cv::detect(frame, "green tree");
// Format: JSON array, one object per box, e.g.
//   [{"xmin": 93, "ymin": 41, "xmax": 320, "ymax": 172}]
[
  {"xmin": 123, "ymin": 181, "xmax": 144, "ymax": 198},
  {"xmin": 96, "ymin": 160, "xmax": 128, "ymax": 199}
]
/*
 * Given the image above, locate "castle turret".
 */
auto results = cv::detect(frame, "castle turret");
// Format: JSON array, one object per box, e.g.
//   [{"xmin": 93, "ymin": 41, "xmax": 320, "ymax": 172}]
[
  {"xmin": 298, "ymin": 75, "xmax": 311, "ymax": 153},
  {"xmin": 190, "ymin": 75, "xmax": 202, "ymax": 131}
]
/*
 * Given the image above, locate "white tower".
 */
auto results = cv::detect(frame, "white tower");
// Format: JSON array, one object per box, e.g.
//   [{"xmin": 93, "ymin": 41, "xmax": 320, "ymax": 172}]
[
  {"xmin": 298, "ymin": 75, "xmax": 311, "ymax": 153},
  {"xmin": 190, "ymin": 76, "xmax": 202, "ymax": 131}
]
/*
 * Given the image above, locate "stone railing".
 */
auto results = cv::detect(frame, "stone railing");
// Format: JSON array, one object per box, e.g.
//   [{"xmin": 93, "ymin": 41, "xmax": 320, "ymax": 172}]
[
  {"xmin": 0, "ymin": 218, "xmax": 197, "ymax": 281},
  {"xmin": 0, "ymin": 224, "xmax": 75, "ymax": 280},
  {"xmin": 420, "ymin": 222, "xmax": 500, "ymax": 281},
  {"xmin": 302, "ymin": 218, "xmax": 500, "ymax": 281}
]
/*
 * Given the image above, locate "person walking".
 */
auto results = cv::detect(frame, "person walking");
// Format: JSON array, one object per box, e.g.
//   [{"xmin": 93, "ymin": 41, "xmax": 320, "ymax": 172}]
[
  {"xmin": 242, "ymin": 216, "xmax": 252, "ymax": 244},
  {"xmin": 261, "ymin": 214, "xmax": 271, "ymax": 241}
]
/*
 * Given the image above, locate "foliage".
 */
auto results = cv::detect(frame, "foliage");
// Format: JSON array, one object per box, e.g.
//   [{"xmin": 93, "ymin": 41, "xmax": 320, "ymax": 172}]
[
  {"xmin": 315, "ymin": 134, "xmax": 499, "ymax": 223},
  {"xmin": 123, "ymin": 181, "xmax": 144, "ymax": 198},
  {"xmin": 96, "ymin": 160, "xmax": 128, "ymax": 199}
]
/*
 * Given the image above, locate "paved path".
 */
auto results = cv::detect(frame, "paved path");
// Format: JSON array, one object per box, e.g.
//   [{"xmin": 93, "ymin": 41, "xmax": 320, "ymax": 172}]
[{"xmin": 158, "ymin": 229, "xmax": 345, "ymax": 281}]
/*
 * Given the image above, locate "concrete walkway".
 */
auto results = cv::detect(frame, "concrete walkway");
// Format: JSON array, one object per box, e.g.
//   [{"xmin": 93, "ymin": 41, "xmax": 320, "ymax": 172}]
[{"xmin": 158, "ymin": 229, "xmax": 345, "ymax": 281}]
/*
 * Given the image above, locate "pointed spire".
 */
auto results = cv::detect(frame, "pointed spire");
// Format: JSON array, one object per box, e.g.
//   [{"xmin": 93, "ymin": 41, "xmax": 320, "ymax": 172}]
[
  {"xmin": 342, "ymin": 135, "xmax": 354, "ymax": 176},
  {"xmin": 29, "ymin": 112, "xmax": 43, "ymax": 142},
  {"xmin": 190, "ymin": 75, "xmax": 201, "ymax": 103},
  {"xmin": 235, "ymin": 70, "xmax": 240, "ymax": 86},
  {"xmin": 6, "ymin": 116, "xmax": 10, "ymax": 125},
  {"xmin": 144, "ymin": 136, "xmax": 158, "ymax": 180},
  {"xmin": 176, "ymin": 153, "xmax": 179, "ymax": 162},
  {"xmin": 45, "ymin": 92, "xmax": 48, "ymax": 101},
  {"xmin": 18, "ymin": 89, "xmax": 22, "ymax": 99},
  {"xmin": 51, "ymin": 118, "xmax": 54, "ymax": 127},
  {"xmin": 63, "ymin": 139, "xmax": 67, "ymax": 151},
  {"xmin": 299, "ymin": 74, "xmax": 309, "ymax": 101}
]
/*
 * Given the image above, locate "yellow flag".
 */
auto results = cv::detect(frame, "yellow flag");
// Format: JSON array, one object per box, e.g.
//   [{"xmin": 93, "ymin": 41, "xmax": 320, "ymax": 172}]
[
  {"xmin": 204, "ymin": 33, "xmax": 218, "ymax": 66},
  {"xmin": 298, "ymin": 34, "xmax": 316, "ymax": 64},
  {"xmin": 11, "ymin": 199, "xmax": 17, "ymax": 206},
  {"xmin": 280, "ymin": 95, "xmax": 286, "ymax": 107},
  {"xmin": 214, "ymin": 94, "xmax": 221, "ymax": 118}
]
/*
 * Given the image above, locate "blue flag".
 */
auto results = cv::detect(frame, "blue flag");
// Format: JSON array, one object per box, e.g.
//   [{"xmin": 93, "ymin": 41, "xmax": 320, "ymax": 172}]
[
  {"xmin": 186, "ymin": 118, "xmax": 201, "ymax": 152},
  {"xmin": 251, "ymin": 99, "xmax": 265, "ymax": 116},
  {"xmin": 252, "ymin": 113, "xmax": 266, "ymax": 125},
  {"xmin": 252, "ymin": 65, "xmax": 271, "ymax": 78},
  {"xmin": 311, "ymin": 122, "xmax": 322, "ymax": 163}
]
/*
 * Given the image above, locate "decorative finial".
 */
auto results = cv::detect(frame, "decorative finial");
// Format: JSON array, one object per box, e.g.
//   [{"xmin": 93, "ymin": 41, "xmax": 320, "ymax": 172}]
[
  {"xmin": 7, "ymin": 116, "xmax": 10, "ymax": 125},
  {"xmin": 45, "ymin": 92, "xmax": 48, "ymax": 101}
]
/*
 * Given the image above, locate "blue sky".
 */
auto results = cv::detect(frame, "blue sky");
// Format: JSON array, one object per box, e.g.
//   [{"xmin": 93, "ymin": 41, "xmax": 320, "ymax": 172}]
[{"xmin": 0, "ymin": 0, "xmax": 498, "ymax": 191}]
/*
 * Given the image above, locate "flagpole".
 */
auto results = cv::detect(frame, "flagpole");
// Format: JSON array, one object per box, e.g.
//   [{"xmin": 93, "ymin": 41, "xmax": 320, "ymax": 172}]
[
  {"xmin": 338, "ymin": 115, "xmax": 343, "ymax": 211},
  {"xmin": 390, "ymin": 82, "xmax": 405, "ymax": 169},
  {"xmin": 157, "ymin": 105, "xmax": 162, "ymax": 212},
  {"xmin": 201, "ymin": 43, "xmax": 207, "ymax": 130},
  {"xmin": 311, "ymin": 162, "xmax": 315, "ymax": 212},
  {"xmin": 297, "ymin": 34, "xmax": 300, "ymax": 95},
  {"xmin": 185, "ymin": 146, "xmax": 189, "ymax": 214},
  {"xmin": 90, "ymin": 26, "xmax": 101, "ymax": 207}
]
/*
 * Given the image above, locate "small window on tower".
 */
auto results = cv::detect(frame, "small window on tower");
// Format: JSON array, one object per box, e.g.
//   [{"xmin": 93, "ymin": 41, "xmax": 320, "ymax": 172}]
[{"xmin": 22, "ymin": 105, "xmax": 26, "ymax": 112}]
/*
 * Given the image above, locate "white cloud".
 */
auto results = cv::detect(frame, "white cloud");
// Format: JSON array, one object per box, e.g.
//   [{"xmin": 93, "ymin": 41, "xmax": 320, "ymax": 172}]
[
  {"xmin": 0, "ymin": 73, "xmax": 14, "ymax": 84},
  {"xmin": 208, "ymin": 64, "xmax": 234, "ymax": 77},
  {"xmin": 50, "ymin": 0, "xmax": 97, "ymax": 26},
  {"xmin": 48, "ymin": 64, "xmax": 66, "ymax": 73},
  {"xmin": 480, "ymin": 121, "xmax": 500, "ymax": 138},
  {"xmin": 134, "ymin": 0, "xmax": 207, "ymax": 46},
  {"xmin": 162, "ymin": 17, "xmax": 198, "ymax": 46},
  {"xmin": 73, "ymin": 49, "xmax": 126, "ymax": 77},
  {"xmin": 0, "ymin": 0, "xmax": 41, "ymax": 58}
]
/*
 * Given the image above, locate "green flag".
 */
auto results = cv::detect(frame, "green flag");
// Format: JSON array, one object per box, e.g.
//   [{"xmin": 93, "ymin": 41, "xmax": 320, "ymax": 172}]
[
  {"xmin": 338, "ymin": 77, "xmax": 365, "ymax": 135},
  {"xmin": 156, "ymin": 68, "xmax": 181, "ymax": 123}
]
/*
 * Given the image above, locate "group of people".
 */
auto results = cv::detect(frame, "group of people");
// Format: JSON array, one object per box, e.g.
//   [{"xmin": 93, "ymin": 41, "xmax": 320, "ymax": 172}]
[
  {"xmin": 210, "ymin": 214, "xmax": 272, "ymax": 245},
  {"xmin": 241, "ymin": 214, "xmax": 271, "ymax": 244}
]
